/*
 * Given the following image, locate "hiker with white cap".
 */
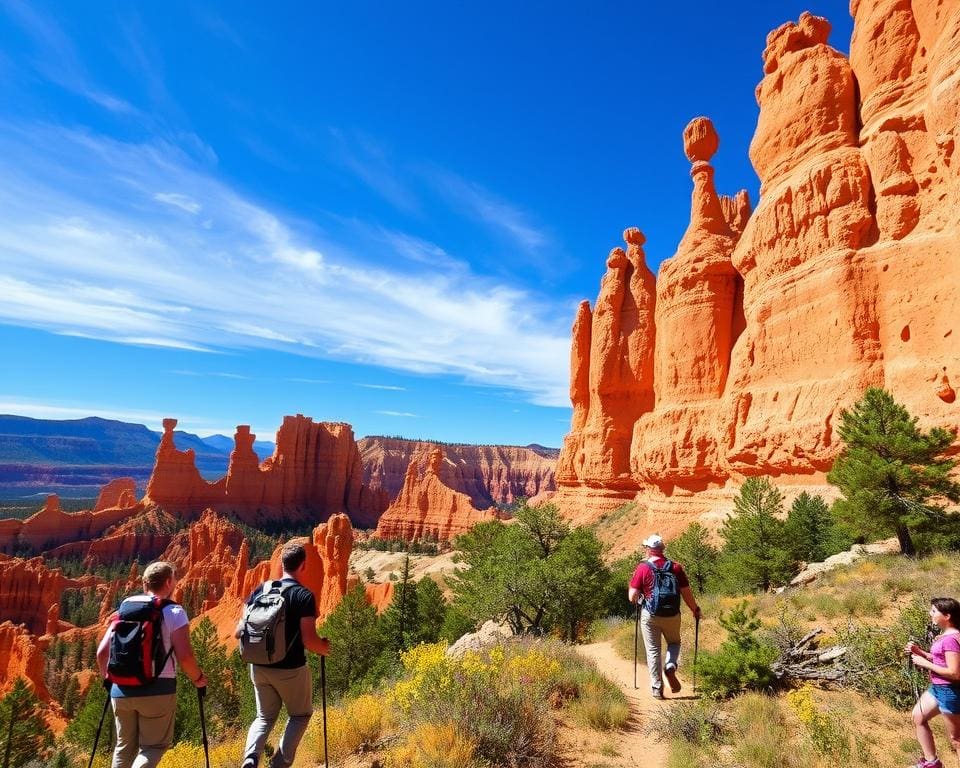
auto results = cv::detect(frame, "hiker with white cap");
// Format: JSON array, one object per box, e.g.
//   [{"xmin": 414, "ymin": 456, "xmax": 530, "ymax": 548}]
[{"xmin": 628, "ymin": 533, "xmax": 702, "ymax": 699}]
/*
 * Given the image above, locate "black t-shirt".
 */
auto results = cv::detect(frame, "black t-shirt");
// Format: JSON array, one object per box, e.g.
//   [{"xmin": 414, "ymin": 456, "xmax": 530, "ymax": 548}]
[{"xmin": 246, "ymin": 578, "xmax": 317, "ymax": 669}]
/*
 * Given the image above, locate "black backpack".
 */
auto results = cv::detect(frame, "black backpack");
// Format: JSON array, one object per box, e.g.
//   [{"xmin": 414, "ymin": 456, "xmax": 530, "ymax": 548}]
[
  {"xmin": 106, "ymin": 596, "xmax": 176, "ymax": 686},
  {"xmin": 645, "ymin": 560, "xmax": 682, "ymax": 617}
]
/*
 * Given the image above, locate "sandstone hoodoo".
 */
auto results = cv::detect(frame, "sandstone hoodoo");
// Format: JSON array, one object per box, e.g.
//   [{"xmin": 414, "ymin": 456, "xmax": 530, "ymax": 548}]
[
  {"xmin": 0, "ymin": 554, "xmax": 100, "ymax": 636},
  {"xmin": 555, "ymin": 5, "xmax": 960, "ymax": 531},
  {"xmin": 373, "ymin": 447, "xmax": 507, "ymax": 542},
  {"xmin": 145, "ymin": 415, "xmax": 386, "ymax": 524},
  {"xmin": 359, "ymin": 436, "xmax": 557, "ymax": 509}
]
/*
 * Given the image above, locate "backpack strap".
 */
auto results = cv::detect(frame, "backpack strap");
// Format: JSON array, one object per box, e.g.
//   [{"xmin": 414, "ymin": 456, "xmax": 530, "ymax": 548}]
[{"xmin": 150, "ymin": 596, "xmax": 177, "ymax": 670}]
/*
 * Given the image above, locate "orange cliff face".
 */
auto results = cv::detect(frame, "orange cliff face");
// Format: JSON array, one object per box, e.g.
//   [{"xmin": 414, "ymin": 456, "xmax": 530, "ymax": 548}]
[
  {"xmin": 145, "ymin": 416, "xmax": 386, "ymax": 526},
  {"xmin": 554, "ymin": 3, "xmax": 960, "ymax": 539},
  {"xmin": 359, "ymin": 436, "xmax": 556, "ymax": 509},
  {"xmin": 373, "ymin": 447, "xmax": 506, "ymax": 542},
  {"xmin": 0, "ymin": 491, "xmax": 141, "ymax": 555},
  {"xmin": 0, "ymin": 554, "xmax": 100, "ymax": 636}
]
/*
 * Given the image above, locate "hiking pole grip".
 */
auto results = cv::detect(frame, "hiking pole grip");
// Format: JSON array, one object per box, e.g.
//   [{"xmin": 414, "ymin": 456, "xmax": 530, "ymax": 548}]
[
  {"xmin": 197, "ymin": 686, "xmax": 210, "ymax": 768},
  {"xmin": 321, "ymin": 654, "xmax": 329, "ymax": 768},
  {"xmin": 87, "ymin": 688, "xmax": 112, "ymax": 768}
]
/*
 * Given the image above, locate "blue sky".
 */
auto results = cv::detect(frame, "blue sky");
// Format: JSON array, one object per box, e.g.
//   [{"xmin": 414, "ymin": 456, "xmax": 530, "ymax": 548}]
[{"xmin": 0, "ymin": 1, "xmax": 854, "ymax": 447}]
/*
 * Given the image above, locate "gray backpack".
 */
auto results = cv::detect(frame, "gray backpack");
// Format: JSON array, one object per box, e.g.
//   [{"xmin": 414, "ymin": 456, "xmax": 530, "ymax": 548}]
[{"xmin": 239, "ymin": 580, "xmax": 298, "ymax": 665}]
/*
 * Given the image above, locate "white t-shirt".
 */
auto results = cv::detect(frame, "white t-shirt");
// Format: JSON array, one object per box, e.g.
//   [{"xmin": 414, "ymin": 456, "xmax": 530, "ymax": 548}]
[{"xmin": 120, "ymin": 595, "xmax": 189, "ymax": 678}]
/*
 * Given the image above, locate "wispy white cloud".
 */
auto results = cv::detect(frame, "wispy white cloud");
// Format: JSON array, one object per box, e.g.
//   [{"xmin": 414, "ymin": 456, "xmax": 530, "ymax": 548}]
[
  {"xmin": 170, "ymin": 370, "xmax": 250, "ymax": 380},
  {"xmin": 357, "ymin": 384, "xmax": 407, "ymax": 391},
  {"xmin": 1, "ymin": 0, "xmax": 138, "ymax": 115},
  {"xmin": 330, "ymin": 129, "xmax": 421, "ymax": 214},
  {"xmin": 0, "ymin": 121, "xmax": 571, "ymax": 408},
  {"xmin": 375, "ymin": 410, "xmax": 418, "ymax": 418},
  {"xmin": 426, "ymin": 167, "xmax": 549, "ymax": 252},
  {"xmin": 154, "ymin": 192, "xmax": 202, "ymax": 214}
]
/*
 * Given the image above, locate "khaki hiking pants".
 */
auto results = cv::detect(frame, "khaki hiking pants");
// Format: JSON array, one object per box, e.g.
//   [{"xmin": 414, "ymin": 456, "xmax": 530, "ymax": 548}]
[
  {"xmin": 641, "ymin": 609, "xmax": 682, "ymax": 695},
  {"xmin": 111, "ymin": 693, "xmax": 176, "ymax": 768},
  {"xmin": 243, "ymin": 664, "xmax": 314, "ymax": 768}
]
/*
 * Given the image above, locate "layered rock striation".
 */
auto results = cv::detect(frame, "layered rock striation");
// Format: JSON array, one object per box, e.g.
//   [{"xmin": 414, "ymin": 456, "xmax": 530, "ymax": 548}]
[
  {"xmin": 373, "ymin": 447, "xmax": 506, "ymax": 541},
  {"xmin": 359, "ymin": 436, "xmax": 556, "ymax": 510},
  {"xmin": 555, "ymin": 4, "xmax": 960, "ymax": 532}
]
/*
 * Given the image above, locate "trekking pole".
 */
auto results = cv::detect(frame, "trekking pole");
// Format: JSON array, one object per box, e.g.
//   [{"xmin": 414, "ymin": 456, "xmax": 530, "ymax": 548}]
[
  {"xmin": 693, "ymin": 613, "xmax": 700, "ymax": 695},
  {"xmin": 87, "ymin": 682, "xmax": 112, "ymax": 768},
  {"xmin": 197, "ymin": 686, "xmax": 210, "ymax": 768},
  {"xmin": 633, "ymin": 602, "xmax": 640, "ymax": 690},
  {"xmin": 320, "ymin": 655, "xmax": 329, "ymax": 768}
]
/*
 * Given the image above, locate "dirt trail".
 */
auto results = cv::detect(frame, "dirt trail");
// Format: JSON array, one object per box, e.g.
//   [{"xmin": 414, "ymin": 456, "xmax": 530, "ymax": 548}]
[{"xmin": 569, "ymin": 641, "xmax": 698, "ymax": 766}]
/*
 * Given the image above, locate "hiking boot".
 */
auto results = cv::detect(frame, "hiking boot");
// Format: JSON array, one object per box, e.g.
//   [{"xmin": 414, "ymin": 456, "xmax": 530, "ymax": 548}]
[
  {"xmin": 911, "ymin": 758, "xmax": 943, "ymax": 768},
  {"xmin": 664, "ymin": 663, "xmax": 682, "ymax": 693},
  {"xmin": 651, "ymin": 688, "xmax": 665, "ymax": 700}
]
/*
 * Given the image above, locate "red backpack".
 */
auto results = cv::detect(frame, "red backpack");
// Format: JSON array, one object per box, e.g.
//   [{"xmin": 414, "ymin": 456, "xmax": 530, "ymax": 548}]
[{"xmin": 106, "ymin": 596, "xmax": 176, "ymax": 686}]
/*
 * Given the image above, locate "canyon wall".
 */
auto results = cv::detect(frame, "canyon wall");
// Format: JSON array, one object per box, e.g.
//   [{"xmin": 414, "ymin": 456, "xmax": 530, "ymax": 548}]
[
  {"xmin": 554, "ymin": 4, "xmax": 960, "ymax": 544},
  {"xmin": 373, "ymin": 447, "xmax": 507, "ymax": 541},
  {"xmin": 359, "ymin": 436, "xmax": 557, "ymax": 509}
]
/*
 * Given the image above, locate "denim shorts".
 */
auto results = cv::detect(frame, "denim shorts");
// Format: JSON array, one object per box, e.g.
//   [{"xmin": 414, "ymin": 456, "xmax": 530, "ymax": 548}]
[{"xmin": 930, "ymin": 684, "xmax": 960, "ymax": 715}]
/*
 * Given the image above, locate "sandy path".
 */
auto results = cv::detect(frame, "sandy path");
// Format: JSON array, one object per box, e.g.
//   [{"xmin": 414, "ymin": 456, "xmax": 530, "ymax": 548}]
[{"xmin": 572, "ymin": 641, "xmax": 699, "ymax": 766}]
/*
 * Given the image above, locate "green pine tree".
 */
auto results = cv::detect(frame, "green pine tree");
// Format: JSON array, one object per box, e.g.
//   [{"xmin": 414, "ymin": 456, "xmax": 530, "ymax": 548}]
[
  {"xmin": 667, "ymin": 522, "xmax": 719, "ymax": 593},
  {"xmin": 783, "ymin": 492, "xmax": 850, "ymax": 563},
  {"xmin": 0, "ymin": 679, "xmax": 53, "ymax": 768},
  {"xmin": 380, "ymin": 556, "xmax": 418, "ymax": 654},
  {"xmin": 64, "ymin": 676, "xmax": 110, "ymax": 757},
  {"xmin": 413, "ymin": 577, "xmax": 447, "ymax": 644},
  {"xmin": 319, "ymin": 584, "xmax": 387, "ymax": 695},
  {"xmin": 719, "ymin": 477, "xmax": 794, "ymax": 592},
  {"xmin": 827, "ymin": 387, "xmax": 960, "ymax": 555}
]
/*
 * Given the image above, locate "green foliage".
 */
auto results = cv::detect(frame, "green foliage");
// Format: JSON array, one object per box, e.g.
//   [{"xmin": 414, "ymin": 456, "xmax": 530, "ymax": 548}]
[
  {"xmin": 319, "ymin": 583, "xmax": 388, "ymax": 696},
  {"xmin": 380, "ymin": 556, "xmax": 418, "ymax": 656},
  {"xmin": 439, "ymin": 604, "xmax": 476, "ymax": 644},
  {"xmin": 602, "ymin": 551, "xmax": 641, "ymax": 618},
  {"xmin": 783, "ymin": 492, "xmax": 850, "ymax": 563},
  {"xmin": 355, "ymin": 537, "xmax": 441, "ymax": 555},
  {"xmin": 449, "ymin": 501, "xmax": 610, "ymax": 640},
  {"xmin": 64, "ymin": 675, "xmax": 111, "ymax": 756},
  {"xmin": 667, "ymin": 523, "xmax": 719, "ymax": 593},
  {"xmin": 172, "ymin": 617, "xmax": 235, "ymax": 743},
  {"xmin": 718, "ymin": 478, "xmax": 794, "ymax": 592},
  {"xmin": 0, "ymin": 678, "xmax": 53, "ymax": 768},
  {"xmin": 837, "ymin": 595, "xmax": 930, "ymax": 709},
  {"xmin": 413, "ymin": 577, "xmax": 447, "ymax": 645},
  {"xmin": 695, "ymin": 601, "xmax": 778, "ymax": 698},
  {"xmin": 827, "ymin": 387, "xmax": 960, "ymax": 555}
]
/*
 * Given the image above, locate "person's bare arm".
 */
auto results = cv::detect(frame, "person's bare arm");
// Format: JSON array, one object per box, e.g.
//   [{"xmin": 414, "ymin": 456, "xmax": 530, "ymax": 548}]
[
  {"xmin": 300, "ymin": 616, "xmax": 330, "ymax": 656},
  {"xmin": 912, "ymin": 649, "xmax": 960, "ymax": 681},
  {"xmin": 627, "ymin": 586, "xmax": 641, "ymax": 605},
  {"xmin": 170, "ymin": 625, "xmax": 207, "ymax": 687},
  {"xmin": 95, "ymin": 626, "xmax": 112, "ymax": 678},
  {"xmin": 680, "ymin": 586, "xmax": 701, "ymax": 618}
]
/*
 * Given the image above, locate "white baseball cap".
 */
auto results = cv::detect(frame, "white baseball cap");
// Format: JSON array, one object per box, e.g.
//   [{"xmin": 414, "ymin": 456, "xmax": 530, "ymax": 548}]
[{"xmin": 642, "ymin": 534, "xmax": 665, "ymax": 549}]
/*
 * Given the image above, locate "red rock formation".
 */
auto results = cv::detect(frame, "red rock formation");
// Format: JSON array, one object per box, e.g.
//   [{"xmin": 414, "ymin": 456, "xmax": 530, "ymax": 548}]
[
  {"xmin": 373, "ymin": 447, "xmax": 506, "ymax": 541},
  {"xmin": 553, "ymin": 3, "xmax": 960, "ymax": 537},
  {"xmin": 0, "ymin": 492, "xmax": 143, "ymax": 555},
  {"xmin": 94, "ymin": 478, "xmax": 138, "ymax": 512},
  {"xmin": 359, "ymin": 437, "xmax": 556, "ymax": 511},
  {"xmin": 162, "ymin": 510, "xmax": 246, "ymax": 613},
  {"xmin": 0, "ymin": 622, "xmax": 51, "ymax": 701},
  {"xmin": 145, "ymin": 416, "xmax": 382, "ymax": 526},
  {"xmin": 365, "ymin": 581, "xmax": 395, "ymax": 613},
  {"xmin": 0, "ymin": 554, "xmax": 98, "ymax": 635}
]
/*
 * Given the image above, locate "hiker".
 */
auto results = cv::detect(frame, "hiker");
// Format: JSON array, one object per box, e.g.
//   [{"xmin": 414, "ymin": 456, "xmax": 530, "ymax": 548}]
[
  {"xmin": 628, "ymin": 533, "xmax": 701, "ymax": 699},
  {"xmin": 95, "ymin": 561, "xmax": 207, "ymax": 768},
  {"xmin": 238, "ymin": 541, "xmax": 330, "ymax": 768},
  {"xmin": 904, "ymin": 597, "xmax": 960, "ymax": 768}
]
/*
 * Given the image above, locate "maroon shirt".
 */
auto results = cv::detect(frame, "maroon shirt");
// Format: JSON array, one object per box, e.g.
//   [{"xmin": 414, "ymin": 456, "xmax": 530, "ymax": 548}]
[{"xmin": 629, "ymin": 556, "xmax": 689, "ymax": 602}]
